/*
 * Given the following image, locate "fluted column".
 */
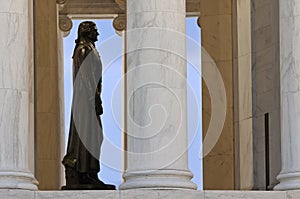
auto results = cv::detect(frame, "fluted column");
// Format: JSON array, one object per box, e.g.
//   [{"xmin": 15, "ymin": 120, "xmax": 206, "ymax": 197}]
[
  {"xmin": 0, "ymin": 0, "xmax": 38, "ymax": 190},
  {"xmin": 120, "ymin": 0, "xmax": 196, "ymax": 190},
  {"xmin": 274, "ymin": 0, "xmax": 300, "ymax": 190}
]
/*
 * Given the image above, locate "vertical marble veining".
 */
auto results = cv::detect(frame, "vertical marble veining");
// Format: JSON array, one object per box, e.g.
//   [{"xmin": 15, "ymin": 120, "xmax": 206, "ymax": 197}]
[
  {"xmin": 0, "ymin": 13, "xmax": 29, "ymax": 91},
  {"xmin": 274, "ymin": 0, "xmax": 300, "ymax": 191},
  {"xmin": 120, "ymin": 0, "xmax": 196, "ymax": 190},
  {"xmin": 0, "ymin": 0, "xmax": 38, "ymax": 190},
  {"xmin": 0, "ymin": 0, "xmax": 28, "ymax": 15}
]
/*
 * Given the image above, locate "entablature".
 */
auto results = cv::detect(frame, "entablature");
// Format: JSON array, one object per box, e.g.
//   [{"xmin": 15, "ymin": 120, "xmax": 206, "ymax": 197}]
[
  {"xmin": 60, "ymin": 0, "xmax": 200, "ymax": 19},
  {"xmin": 58, "ymin": 0, "xmax": 200, "ymax": 34}
]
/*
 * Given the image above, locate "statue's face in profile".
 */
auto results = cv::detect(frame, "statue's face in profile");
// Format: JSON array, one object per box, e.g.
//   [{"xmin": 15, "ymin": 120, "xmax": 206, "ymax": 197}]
[{"xmin": 88, "ymin": 25, "xmax": 100, "ymax": 42}]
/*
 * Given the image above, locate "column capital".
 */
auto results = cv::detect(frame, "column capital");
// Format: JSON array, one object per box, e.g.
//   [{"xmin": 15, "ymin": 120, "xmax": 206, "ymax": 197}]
[
  {"xmin": 113, "ymin": 14, "xmax": 126, "ymax": 33},
  {"xmin": 59, "ymin": 15, "xmax": 73, "ymax": 37}
]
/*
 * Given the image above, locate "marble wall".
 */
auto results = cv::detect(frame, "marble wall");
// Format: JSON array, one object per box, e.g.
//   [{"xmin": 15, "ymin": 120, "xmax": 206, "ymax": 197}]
[
  {"xmin": 199, "ymin": 0, "xmax": 235, "ymax": 189},
  {"xmin": 201, "ymin": 0, "xmax": 280, "ymax": 190},
  {"xmin": 251, "ymin": 0, "xmax": 281, "ymax": 190}
]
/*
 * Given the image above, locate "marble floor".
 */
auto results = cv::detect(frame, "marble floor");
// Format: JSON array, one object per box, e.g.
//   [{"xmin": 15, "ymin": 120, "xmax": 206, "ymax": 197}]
[{"xmin": 0, "ymin": 189, "xmax": 297, "ymax": 199}]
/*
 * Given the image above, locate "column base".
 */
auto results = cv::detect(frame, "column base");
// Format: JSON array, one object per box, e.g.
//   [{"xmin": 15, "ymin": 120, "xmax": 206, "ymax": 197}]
[
  {"xmin": 0, "ymin": 171, "xmax": 38, "ymax": 190},
  {"xmin": 119, "ymin": 170, "xmax": 197, "ymax": 190},
  {"xmin": 274, "ymin": 172, "xmax": 300, "ymax": 190}
]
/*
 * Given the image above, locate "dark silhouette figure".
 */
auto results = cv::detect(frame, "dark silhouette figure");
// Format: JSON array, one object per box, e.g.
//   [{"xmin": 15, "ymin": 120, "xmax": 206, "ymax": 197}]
[{"xmin": 62, "ymin": 21, "xmax": 115, "ymax": 190}]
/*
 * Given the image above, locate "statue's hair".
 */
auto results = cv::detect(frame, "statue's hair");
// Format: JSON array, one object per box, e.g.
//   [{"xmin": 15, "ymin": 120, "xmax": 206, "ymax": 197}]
[
  {"xmin": 73, "ymin": 21, "xmax": 97, "ymax": 58},
  {"xmin": 75, "ymin": 21, "xmax": 96, "ymax": 43}
]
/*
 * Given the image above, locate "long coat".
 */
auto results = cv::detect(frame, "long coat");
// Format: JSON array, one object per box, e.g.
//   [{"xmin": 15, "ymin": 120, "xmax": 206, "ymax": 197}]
[{"xmin": 63, "ymin": 39, "xmax": 103, "ymax": 173}]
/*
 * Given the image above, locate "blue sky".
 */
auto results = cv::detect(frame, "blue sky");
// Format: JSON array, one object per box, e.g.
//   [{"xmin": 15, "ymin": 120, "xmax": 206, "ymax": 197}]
[{"xmin": 64, "ymin": 18, "xmax": 202, "ymax": 189}]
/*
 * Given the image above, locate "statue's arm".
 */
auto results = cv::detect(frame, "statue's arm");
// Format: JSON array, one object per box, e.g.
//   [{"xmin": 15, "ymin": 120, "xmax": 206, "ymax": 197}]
[
  {"xmin": 73, "ymin": 46, "xmax": 91, "ymax": 78},
  {"xmin": 77, "ymin": 46, "xmax": 91, "ymax": 66}
]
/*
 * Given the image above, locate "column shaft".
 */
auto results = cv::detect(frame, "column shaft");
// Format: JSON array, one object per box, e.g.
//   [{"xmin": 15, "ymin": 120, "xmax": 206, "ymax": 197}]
[
  {"xmin": 120, "ymin": 0, "xmax": 196, "ymax": 190},
  {"xmin": 274, "ymin": 0, "xmax": 300, "ymax": 190},
  {"xmin": 0, "ymin": 0, "xmax": 38, "ymax": 190}
]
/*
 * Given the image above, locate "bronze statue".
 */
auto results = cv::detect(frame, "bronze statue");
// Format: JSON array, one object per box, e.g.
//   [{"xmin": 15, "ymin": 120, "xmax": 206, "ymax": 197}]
[{"xmin": 62, "ymin": 21, "xmax": 115, "ymax": 190}]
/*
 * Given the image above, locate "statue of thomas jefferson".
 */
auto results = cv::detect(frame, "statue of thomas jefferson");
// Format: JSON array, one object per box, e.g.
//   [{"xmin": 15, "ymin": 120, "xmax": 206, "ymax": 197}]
[{"xmin": 62, "ymin": 21, "xmax": 115, "ymax": 190}]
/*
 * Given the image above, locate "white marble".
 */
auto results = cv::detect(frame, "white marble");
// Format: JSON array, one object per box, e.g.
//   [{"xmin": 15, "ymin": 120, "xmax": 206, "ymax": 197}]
[
  {"xmin": 119, "ymin": 190, "xmax": 204, "ymax": 199},
  {"xmin": 204, "ymin": 191, "xmax": 286, "ymax": 199},
  {"xmin": 0, "ymin": 0, "xmax": 37, "ymax": 190},
  {"xmin": 120, "ymin": 0, "xmax": 196, "ymax": 190},
  {"xmin": 287, "ymin": 190, "xmax": 300, "ymax": 199},
  {"xmin": 0, "ymin": 190, "xmax": 292, "ymax": 199},
  {"xmin": 0, "ymin": 190, "xmax": 34, "ymax": 199},
  {"xmin": 0, "ymin": 90, "xmax": 37, "ymax": 190},
  {"xmin": 274, "ymin": 0, "xmax": 300, "ymax": 190},
  {"xmin": 0, "ymin": 13, "xmax": 30, "ymax": 91},
  {"xmin": 127, "ymin": 0, "xmax": 185, "ymax": 15},
  {"xmin": 36, "ymin": 190, "xmax": 119, "ymax": 199},
  {"xmin": 127, "ymin": 12, "xmax": 185, "ymax": 33},
  {"xmin": 37, "ymin": 190, "xmax": 204, "ymax": 199},
  {"xmin": 0, "ymin": 89, "xmax": 29, "ymax": 169},
  {"xmin": 0, "ymin": 0, "xmax": 28, "ymax": 15}
]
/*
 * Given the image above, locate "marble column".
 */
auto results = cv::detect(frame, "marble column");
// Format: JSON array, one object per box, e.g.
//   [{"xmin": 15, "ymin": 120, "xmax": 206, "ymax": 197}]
[
  {"xmin": 119, "ymin": 0, "xmax": 196, "ymax": 190},
  {"xmin": 274, "ymin": 0, "xmax": 300, "ymax": 191},
  {"xmin": 0, "ymin": 0, "xmax": 38, "ymax": 190}
]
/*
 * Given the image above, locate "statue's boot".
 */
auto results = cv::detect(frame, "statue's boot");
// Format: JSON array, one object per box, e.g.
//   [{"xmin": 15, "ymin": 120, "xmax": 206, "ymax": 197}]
[
  {"xmin": 61, "ymin": 166, "xmax": 116, "ymax": 190},
  {"xmin": 79, "ymin": 173, "xmax": 116, "ymax": 190},
  {"xmin": 61, "ymin": 166, "xmax": 81, "ymax": 190}
]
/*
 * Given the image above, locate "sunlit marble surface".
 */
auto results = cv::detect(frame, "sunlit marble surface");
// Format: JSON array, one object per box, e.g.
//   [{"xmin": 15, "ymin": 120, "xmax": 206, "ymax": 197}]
[
  {"xmin": 121, "ymin": 0, "xmax": 196, "ymax": 190},
  {"xmin": 1, "ymin": 189, "xmax": 299, "ymax": 199},
  {"xmin": 274, "ymin": 0, "xmax": 300, "ymax": 190},
  {"xmin": 0, "ymin": 0, "xmax": 37, "ymax": 190}
]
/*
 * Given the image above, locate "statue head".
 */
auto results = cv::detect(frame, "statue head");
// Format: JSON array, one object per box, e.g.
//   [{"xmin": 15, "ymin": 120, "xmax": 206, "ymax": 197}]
[{"xmin": 77, "ymin": 21, "xmax": 99, "ymax": 42}]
